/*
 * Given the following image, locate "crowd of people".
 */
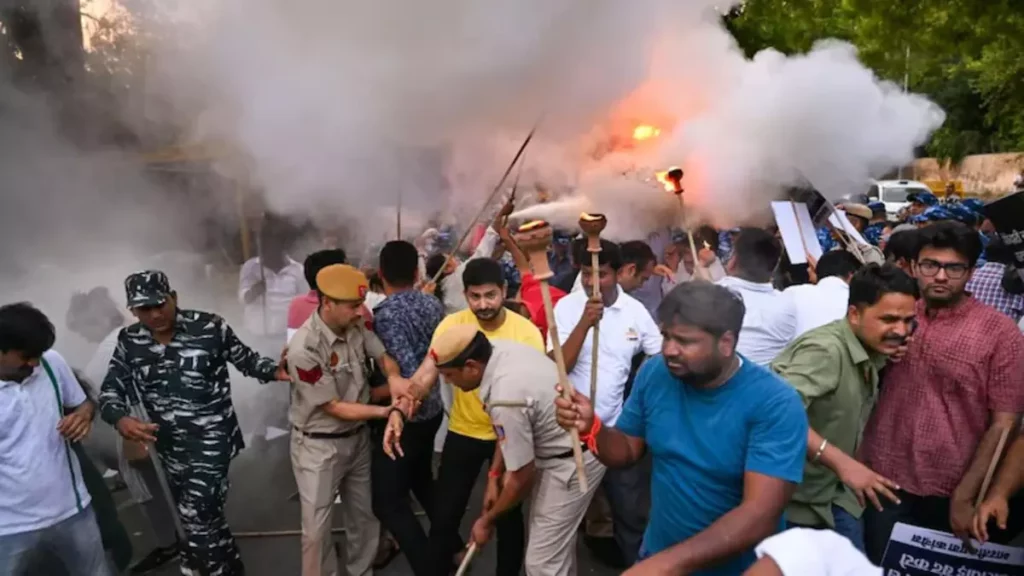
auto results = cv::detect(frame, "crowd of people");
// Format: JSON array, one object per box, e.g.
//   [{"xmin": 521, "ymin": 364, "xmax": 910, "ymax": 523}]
[{"xmin": 2, "ymin": 188, "xmax": 1024, "ymax": 576}]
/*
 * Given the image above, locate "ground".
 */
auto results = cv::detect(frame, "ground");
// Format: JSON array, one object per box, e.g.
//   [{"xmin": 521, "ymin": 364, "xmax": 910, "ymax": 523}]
[{"xmin": 116, "ymin": 435, "xmax": 619, "ymax": 575}]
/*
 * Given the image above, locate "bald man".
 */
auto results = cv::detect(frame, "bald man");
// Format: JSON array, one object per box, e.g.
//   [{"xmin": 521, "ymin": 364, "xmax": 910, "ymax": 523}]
[
  {"xmin": 386, "ymin": 325, "xmax": 602, "ymax": 575},
  {"xmin": 287, "ymin": 264, "xmax": 406, "ymax": 576}
]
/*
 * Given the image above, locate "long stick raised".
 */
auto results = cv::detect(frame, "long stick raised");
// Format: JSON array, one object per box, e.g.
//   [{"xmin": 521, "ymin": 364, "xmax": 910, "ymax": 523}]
[
  {"xmin": 429, "ymin": 124, "xmax": 540, "ymax": 286},
  {"xmin": 664, "ymin": 168, "xmax": 710, "ymax": 281},
  {"xmin": 579, "ymin": 213, "xmax": 607, "ymax": 404},
  {"xmin": 514, "ymin": 220, "xmax": 589, "ymax": 494}
]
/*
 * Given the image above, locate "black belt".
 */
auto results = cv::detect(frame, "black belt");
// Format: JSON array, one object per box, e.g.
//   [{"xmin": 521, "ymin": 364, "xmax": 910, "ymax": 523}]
[
  {"xmin": 294, "ymin": 425, "xmax": 364, "ymax": 440},
  {"xmin": 539, "ymin": 444, "xmax": 589, "ymax": 460}
]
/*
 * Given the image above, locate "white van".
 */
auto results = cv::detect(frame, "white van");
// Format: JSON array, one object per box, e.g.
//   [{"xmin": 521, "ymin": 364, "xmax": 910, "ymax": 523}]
[{"xmin": 868, "ymin": 180, "xmax": 932, "ymax": 220}]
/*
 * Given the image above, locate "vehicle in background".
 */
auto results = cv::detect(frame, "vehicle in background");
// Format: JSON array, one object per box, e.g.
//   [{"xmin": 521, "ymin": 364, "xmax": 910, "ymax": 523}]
[{"xmin": 868, "ymin": 180, "xmax": 932, "ymax": 220}]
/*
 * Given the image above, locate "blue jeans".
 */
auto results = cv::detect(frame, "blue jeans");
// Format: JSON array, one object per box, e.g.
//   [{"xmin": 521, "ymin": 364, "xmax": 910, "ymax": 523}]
[
  {"xmin": 787, "ymin": 504, "xmax": 865, "ymax": 553},
  {"xmin": 0, "ymin": 506, "xmax": 112, "ymax": 576}
]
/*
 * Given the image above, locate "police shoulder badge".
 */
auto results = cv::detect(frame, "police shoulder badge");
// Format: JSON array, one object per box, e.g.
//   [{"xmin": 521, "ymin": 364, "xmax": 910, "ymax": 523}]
[{"xmin": 296, "ymin": 364, "xmax": 323, "ymax": 385}]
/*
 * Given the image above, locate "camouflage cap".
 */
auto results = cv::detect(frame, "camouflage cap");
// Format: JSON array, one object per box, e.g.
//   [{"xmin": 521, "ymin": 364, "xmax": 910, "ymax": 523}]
[
  {"xmin": 867, "ymin": 201, "xmax": 886, "ymax": 215},
  {"xmin": 124, "ymin": 270, "xmax": 172, "ymax": 309},
  {"xmin": 316, "ymin": 264, "xmax": 368, "ymax": 301},
  {"xmin": 908, "ymin": 191, "xmax": 938, "ymax": 206}
]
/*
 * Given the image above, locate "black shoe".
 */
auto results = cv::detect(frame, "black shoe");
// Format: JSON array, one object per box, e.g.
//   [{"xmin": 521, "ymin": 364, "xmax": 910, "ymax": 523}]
[{"xmin": 129, "ymin": 544, "xmax": 180, "ymax": 575}]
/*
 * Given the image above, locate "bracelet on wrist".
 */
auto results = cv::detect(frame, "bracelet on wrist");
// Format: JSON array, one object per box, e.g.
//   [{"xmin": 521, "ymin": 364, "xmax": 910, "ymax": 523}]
[
  {"xmin": 388, "ymin": 406, "xmax": 407, "ymax": 422},
  {"xmin": 487, "ymin": 469, "xmax": 502, "ymax": 480},
  {"xmin": 582, "ymin": 416, "xmax": 602, "ymax": 455},
  {"xmin": 812, "ymin": 438, "xmax": 828, "ymax": 463}
]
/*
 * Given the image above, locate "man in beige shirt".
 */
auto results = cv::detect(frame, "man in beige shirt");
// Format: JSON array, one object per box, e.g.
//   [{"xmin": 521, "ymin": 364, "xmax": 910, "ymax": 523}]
[
  {"xmin": 287, "ymin": 264, "xmax": 407, "ymax": 576},
  {"xmin": 387, "ymin": 324, "xmax": 602, "ymax": 575}
]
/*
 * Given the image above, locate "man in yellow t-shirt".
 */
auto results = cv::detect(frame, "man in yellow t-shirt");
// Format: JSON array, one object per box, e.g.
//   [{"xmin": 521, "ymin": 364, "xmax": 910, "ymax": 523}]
[{"xmin": 387, "ymin": 257, "xmax": 543, "ymax": 576}]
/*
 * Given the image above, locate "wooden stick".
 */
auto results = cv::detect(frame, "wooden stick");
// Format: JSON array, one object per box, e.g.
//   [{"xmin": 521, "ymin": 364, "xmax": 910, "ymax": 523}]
[
  {"xmin": 429, "ymin": 123, "xmax": 540, "ymax": 286},
  {"xmin": 579, "ymin": 213, "xmax": 607, "ymax": 404},
  {"xmin": 515, "ymin": 221, "xmax": 589, "ymax": 494},
  {"xmin": 664, "ymin": 167, "xmax": 710, "ymax": 281},
  {"xmin": 455, "ymin": 542, "xmax": 478, "ymax": 576},
  {"xmin": 975, "ymin": 427, "xmax": 1013, "ymax": 508}
]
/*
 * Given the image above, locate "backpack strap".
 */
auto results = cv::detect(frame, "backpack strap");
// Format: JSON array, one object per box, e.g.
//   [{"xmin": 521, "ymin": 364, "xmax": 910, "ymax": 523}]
[{"xmin": 41, "ymin": 357, "xmax": 84, "ymax": 513}]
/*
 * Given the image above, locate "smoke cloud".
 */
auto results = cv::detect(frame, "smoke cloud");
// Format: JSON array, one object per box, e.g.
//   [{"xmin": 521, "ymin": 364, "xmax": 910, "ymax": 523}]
[{"xmin": 130, "ymin": 0, "xmax": 943, "ymax": 240}]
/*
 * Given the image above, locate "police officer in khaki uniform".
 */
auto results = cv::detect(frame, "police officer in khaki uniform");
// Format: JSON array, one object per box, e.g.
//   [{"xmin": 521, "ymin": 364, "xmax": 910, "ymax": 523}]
[
  {"xmin": 407, "ymin": 324, "xmax": 604, "ymax": 576},
  {"xmin": 288, "ymin": 264, "xmax": 408, "ymax": 576}
]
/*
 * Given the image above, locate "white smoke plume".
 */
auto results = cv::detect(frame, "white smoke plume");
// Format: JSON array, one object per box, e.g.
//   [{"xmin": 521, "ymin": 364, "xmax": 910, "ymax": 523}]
[{"xmin": 129, "ymin": 0, "xmax": 943, "ymax": 240}]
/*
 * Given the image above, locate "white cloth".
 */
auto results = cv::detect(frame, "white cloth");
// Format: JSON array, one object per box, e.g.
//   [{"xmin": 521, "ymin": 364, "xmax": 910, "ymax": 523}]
[
  {"xmin": 549, "ymin": 287, "xmax": 662, "ymax": 425},
  {"xmin": 238, "ymin": 257, "xmax": 308, "ymax": 337},
  {"xmin": 782, "ymin": 276, "xmax": 851, "ymax": 339},
  {"xmin": 660, "ymin": 259, "xmax": 728, "ymax": 294},
  {"xmin": 0, "ymin": 350, "xmax": 92, "ymax": 536},
  {"xmin": 439, "ymin": 228, "xmax": 501, "ymax": 315},
  {"xmin": 716, "ymin": 276, "xmax": 796, "ymax": 365},
  {"xmin": 754, "ymin": 528, "xmax": 881, "ymax": 575},
  {"xmin": 84, "ymin": 329, "xmax": 153, "ymax": 503}
]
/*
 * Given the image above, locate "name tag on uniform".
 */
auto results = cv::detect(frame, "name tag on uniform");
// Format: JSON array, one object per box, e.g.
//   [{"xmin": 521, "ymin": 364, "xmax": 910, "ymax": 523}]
[{"xmin": 626, "ymin": 328, "xmax": 639, "ymax": 341}]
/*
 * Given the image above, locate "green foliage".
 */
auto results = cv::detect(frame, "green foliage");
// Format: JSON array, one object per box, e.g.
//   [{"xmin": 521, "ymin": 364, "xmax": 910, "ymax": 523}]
[{"xmin": 726, "ymin": 0, "xmax": 1024, "ymax": 161}]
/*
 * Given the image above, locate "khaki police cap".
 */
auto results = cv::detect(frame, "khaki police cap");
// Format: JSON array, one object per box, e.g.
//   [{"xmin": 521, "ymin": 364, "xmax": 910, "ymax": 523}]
[
  {"xmin": 316, "ymin": 264, "xmax": 368, "ymax": 302},
  {"xmin": 429, "ymin": 324, "xmax": 482, "ymax": 366},
  {"xmin": 843, "ymin": 203, "xmax": 873, "ymax": 221}
]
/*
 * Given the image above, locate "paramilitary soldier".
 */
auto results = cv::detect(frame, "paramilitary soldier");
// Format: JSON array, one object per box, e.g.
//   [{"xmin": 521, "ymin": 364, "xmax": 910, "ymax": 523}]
[
  {"xmin": 386, "ymin": 324, "xmax": 603, "ymax": 576},
  {"xmin": 287, "ymin": 264, "xmax": 410, "ymax": 576},
  {"xmin": 99, "ymin": 270, "xmax": 289, "ymax": 576}
]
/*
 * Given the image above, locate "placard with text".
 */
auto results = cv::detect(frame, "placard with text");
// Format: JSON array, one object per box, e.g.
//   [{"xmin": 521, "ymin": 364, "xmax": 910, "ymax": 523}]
[{"xmin": 880, "ymin": 523, "xmax": 1024, "ymax": 576}]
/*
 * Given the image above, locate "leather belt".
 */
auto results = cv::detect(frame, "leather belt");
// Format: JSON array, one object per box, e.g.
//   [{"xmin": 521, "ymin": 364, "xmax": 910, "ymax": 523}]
[
  {"xmin": 294, "ymin": 425, "xmax": 365, "ymax": 440},
  {"xmin": 538, "ymin": 444, "xmax": 589, "ymax": 460}
]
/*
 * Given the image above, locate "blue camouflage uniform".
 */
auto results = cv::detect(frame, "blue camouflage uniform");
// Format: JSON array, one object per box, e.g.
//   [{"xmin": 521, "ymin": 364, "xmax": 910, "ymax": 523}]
[
  {"xmin": 99, "ymin": 271, "xmax": 279, "ymax": 576},
  {"xmin": 816, "ymin": 226, "xmax": 837, "ymax": 253},
  {"xmin": 718, "ymin": 228, "xmax": 739, "ymax": 263},
  {"xmin": 862, "ymin": 202, "xmax": 887, "ymax": 246}
]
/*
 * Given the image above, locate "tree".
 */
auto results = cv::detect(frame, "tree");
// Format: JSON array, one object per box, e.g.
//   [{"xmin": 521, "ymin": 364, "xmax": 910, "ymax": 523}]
[{"xmin": 726, "ymin": 0, "xmax": 1024, "ymax": 161}]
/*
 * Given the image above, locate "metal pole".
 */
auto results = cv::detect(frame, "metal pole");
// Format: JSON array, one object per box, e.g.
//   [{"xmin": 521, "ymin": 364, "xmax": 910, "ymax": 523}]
[{"xmin": 899, "ymin": 45, "xmax": 910, "ymax": 179}]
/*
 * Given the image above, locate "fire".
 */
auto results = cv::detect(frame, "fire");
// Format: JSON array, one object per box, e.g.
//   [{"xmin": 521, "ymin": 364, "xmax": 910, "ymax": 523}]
[
  {"xmin": 655, "ymin": 170, "xmax": 680, "ymax": 193},
  {"xmin": 632, "ymin": 125, "xmax": 661, "ymax": 141}
]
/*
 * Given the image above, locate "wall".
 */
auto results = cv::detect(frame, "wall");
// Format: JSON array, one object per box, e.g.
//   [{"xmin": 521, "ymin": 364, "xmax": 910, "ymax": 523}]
[{"xmin": 907, "ymin": 152, "xmax": 1024, "ymax": 197}]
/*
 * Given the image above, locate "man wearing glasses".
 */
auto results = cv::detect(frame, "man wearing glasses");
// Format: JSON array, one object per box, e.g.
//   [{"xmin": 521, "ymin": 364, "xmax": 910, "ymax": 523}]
[{"xmin": 859, "ymin": 222, "xmax": 1024, "ymax": 562}]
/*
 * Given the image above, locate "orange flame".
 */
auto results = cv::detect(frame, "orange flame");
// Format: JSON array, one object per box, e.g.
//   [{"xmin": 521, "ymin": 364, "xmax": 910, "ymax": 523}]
[
  {"xmin": 632, "ymin": 124, "xmax": 661, "ymax": 141},
  {"xmin": 655, "ymin": 170, "xmax": 678, "ymax": 193}
]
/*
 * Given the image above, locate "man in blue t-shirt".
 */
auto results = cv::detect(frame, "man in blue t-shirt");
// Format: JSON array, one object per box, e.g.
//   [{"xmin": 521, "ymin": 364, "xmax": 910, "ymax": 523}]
[{"xmin": 555, "ymin": 281, "xmax": 808, "ymax": 575}]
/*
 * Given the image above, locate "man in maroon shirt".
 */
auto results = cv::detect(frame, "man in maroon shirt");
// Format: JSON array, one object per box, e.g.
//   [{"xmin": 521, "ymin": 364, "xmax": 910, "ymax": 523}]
[{"xmin": 860, "ymin": 222, "xmax": 1024, "ymax": 562}]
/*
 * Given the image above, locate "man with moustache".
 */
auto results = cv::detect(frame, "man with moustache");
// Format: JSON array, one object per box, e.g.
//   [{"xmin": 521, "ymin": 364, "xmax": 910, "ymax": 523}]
[
  {"xmin": 391, "ymin": 325, "xmax": 602, "ymax": 576},
  {"xmin": 860, "ymin": 222, "xmax": 1024, "ymax": 561},
  {"xmin": 555, "ymin": 282, "xmax": 808, "ymax": 575},
  {"xmin": 551, "ymin": 238, "xmax": 662, "ymax": 566},
  {"xmin": 99, "ymin": 271, "xmax": 289, "ymax": 576},
  {"xmin": 385, "ymin": 257, "xmax": 544, "ymax": 576},
  {"xmin": 0, "ymin": 303, "xmax": 111, "ymax": 576},
  {"xmin": 771, "ymin": 264, "xmax": 919, "ymax": 551}
]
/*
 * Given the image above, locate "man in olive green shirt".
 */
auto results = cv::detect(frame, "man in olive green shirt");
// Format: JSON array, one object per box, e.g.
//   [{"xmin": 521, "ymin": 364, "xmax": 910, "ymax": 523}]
[{"xmin": 771, "ymin": 264, "xmax": 918, "ymax": 551}]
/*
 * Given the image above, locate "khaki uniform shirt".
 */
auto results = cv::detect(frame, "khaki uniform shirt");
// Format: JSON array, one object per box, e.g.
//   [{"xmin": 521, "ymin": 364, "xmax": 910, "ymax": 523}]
[
  {"xmin": 770, "ymin": 319, "xmax": 887, "ymax": 528},
  {"xmin": 478, "ymin": 340, "xmax": 574, "ymax": 472},
  {"xmin": 287, "ymin": 311, "xmax": 386, "ymax": 434}
]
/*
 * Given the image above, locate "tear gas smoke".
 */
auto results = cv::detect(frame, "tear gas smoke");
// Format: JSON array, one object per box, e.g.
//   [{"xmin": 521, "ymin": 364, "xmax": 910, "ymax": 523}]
[{"xmin": 130, "ymin": 0, "xmax": 943, "ymax": 241}]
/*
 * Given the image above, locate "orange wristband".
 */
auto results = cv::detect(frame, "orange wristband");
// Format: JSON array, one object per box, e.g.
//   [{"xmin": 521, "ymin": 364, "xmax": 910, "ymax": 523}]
[{"xmin": 582, "ymin": 416, "xmax": 602, "ymax": 455}]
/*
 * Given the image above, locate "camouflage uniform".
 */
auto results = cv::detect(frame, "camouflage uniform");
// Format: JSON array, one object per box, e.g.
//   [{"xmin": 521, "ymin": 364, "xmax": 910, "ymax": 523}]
[
  {"xmin": 862, "ymin": 222, "xmax": 886, "ymax": 247},
  {"xmin": 99, "ymin": 271, "xmax": 281, "ymax": 576}
]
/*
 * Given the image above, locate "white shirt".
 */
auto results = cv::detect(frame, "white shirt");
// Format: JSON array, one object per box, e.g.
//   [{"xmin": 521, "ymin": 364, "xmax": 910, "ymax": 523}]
[
  {"xmin": 549, "ymin": 287, "xmax": 662, "ymax": 426},
  {"xmin": 660, "ymin": 259, "xmax": 727, "ymax": 295},
  {"xmin": 755, "ymin": 528, "xmax": 881, "ymax": 575},
  {"xmin": 0, "ymin": 350, "xmax": 92, "ymax": 536},
  {"xmin": 716, "ymin": 276, "xmax": 796, "ymax": 365},
  {"xmin": 238, "ymin": 257, "xmax": 308, "ymax": 337},
  {"xmin": 782, "ymin": 276, "xmax": 851, "ymax": 339}
]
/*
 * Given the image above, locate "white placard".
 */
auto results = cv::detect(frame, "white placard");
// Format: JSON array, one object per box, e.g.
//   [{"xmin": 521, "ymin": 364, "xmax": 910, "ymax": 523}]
[
  {"xmin": 771, "ymin": 201, "xmax": 823, "ymax": 265},
  {"xmin": 828, "ymin": 209, "xmax": 870, "ymax": 246},
  {"xmin": 881, "ymin": 522, "xmax": 1024, "ymax": 576}
]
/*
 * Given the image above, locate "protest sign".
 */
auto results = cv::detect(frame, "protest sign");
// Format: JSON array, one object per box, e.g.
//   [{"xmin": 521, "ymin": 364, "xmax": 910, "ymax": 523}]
[
  {"xmin": 771, "ymin": 201, "xmax": 822, "ymax": 265},
  {"xmin": 880, "ymin": 523, "xmax": 1024, "ymax": 576},
  {"xmin": 984, "ymin": 191, "xmax": 1024, "ymax": 275}
]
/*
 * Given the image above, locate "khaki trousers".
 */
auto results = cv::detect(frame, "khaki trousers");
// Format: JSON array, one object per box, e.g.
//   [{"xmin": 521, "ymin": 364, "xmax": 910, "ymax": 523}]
[
  {"xmin": 524, "ymin": 451, "xmax": 605, "ymax": 576},
  {"xmin": 291, "ymin": 429, "xmax": 379, "ymax": 576}
]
